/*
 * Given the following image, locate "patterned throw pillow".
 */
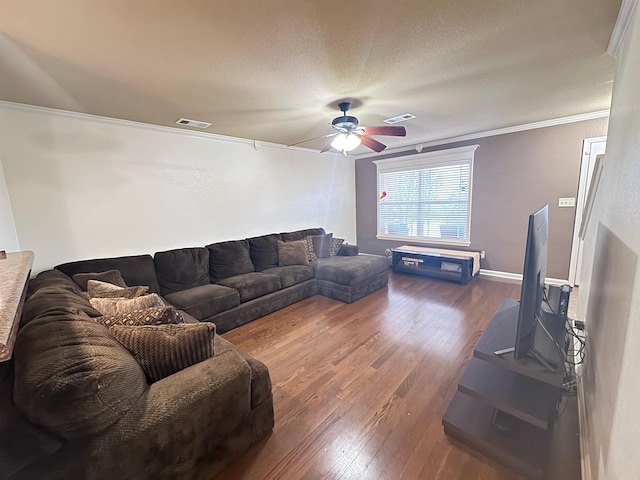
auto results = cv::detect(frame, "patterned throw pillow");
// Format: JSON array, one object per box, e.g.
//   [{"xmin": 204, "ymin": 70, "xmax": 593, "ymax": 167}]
[
  {"xmin": 95, "ymin": 306, "xmax": 184, "ymax": 328},
  {"xmin": 305, "ymin": 236, "xmax": 318, "ymax": 262},
  {"xmin": 87, "ymin": 280, "xmax": 149, "ymax": 299},
  {"xmin": 72, "ymin": 270, "xmax": 127, "ymax": 290},
  {"xmin": 89, "ymin": 294, "xmax": 165, "ymax": 316},
  {"xmin": 278, "ymin": 240, "xmax": 309, "ymax": 266},
  {"xmin": 330, "ymin": 237, "xmax": 345, "ymax": 256},
  {"xmin": 110, "ymin": 323, "xmax": 216, "ymax": 382}
]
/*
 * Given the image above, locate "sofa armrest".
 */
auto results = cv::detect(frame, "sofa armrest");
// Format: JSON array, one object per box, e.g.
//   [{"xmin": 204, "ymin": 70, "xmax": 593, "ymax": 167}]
[
  {"xmin": 86, "ymin": 349, "xmax": 253, "ymax": 478},
  {"xmin": 337, "ymin": 244, "xmax": 359, "ymax": 256}
]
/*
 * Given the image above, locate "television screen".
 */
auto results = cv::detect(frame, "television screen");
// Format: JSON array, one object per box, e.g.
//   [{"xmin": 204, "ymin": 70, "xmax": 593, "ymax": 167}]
[{"xmin": 513, "ymin": 205, "xmax": 548, "ymax": 360}]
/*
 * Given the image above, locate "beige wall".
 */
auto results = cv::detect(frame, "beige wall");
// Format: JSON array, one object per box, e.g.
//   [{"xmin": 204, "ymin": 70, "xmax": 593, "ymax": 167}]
[
  {"xmin": 355, "ymin": 117, "xmax": 608, "ymax": 279},
  {"xmin": 579, "ymin": 5, "xmax": 640, "ymax": 479}
]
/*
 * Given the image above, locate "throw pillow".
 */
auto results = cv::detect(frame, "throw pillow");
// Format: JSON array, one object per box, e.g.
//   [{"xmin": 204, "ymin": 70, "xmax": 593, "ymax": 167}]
[
  {"xmin": 95, "ymin": 306, "xmax": 184, "ymax": 328},
  {"xmin": 330, "ymin": 237, "xmax": 345, "ymax": 256},
  {"xmin": 89, "ymin": 294, "xmax": 165, "ymax": 316},
  {"xmin": 311, "ymin": 233, "xmax": 333, "ymax": 259},
  {"xmin": 87, "ymin": 280, "xmax": 149, "ymax": 299},
  {"xmin": 72, "ymin": 270, "xmax": 127, "ymax": 290},
  {"xmin": 305, "ymin": 236, "xmax": 318, "ymax": 262},
  {"xmin": 277, "ymin": 240, "xmax": 309, "ymax": 266},
  {"xmin": 110, "ymin": 323, "xmax": 216, "ymax": 382}
]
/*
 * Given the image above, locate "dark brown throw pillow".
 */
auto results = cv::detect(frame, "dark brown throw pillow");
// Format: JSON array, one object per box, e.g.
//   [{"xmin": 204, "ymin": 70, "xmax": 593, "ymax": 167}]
[
  {"xmin": 95, "ymin": 306, "xmax": 184, "ymax": 328},
  {"xmin": 110, "ymin": 323, "xmax": 216, "ymax": 382},
  {"xmin": 86, "ymin": 280, "xmax": 149, "ymax": 299},
  {"xmin": 89, "ymin": 294, "xmax": 165, "ymax": 316},
  {"xmin": 311, "ymin": 233, "xmax": 333, "ymax": 259},
  {"xmin": 278, "ymin": 240, "xmax": 309, "ymax": 266},
  {"xmin": 72, "ymin": 270, "xmax": 127, "ymax": 290}
]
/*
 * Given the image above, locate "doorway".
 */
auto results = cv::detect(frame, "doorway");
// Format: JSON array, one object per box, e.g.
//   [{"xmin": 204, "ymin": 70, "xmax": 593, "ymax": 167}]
[{"xmin": 568, "ymin": 136, "xmax": 607, "ymax": 286}]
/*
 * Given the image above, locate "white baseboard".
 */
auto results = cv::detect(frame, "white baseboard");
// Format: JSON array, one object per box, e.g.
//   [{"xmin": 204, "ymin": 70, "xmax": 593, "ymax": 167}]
[
  {"xmin": 577, "ymin": 374, "xmax": 591, "ymax": 480},
  {"xmin": 479, "ymin": 269, "xmax": 569, "ymax": 286}
]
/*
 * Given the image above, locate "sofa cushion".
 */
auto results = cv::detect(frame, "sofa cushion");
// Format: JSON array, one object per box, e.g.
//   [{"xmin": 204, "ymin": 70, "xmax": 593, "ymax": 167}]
[
  {"xmin": 313, "ymin": 255, "xmax": 388, "ymax": 286},
  {"xmin": 277, "ymin": 239, "xmax": 309, "ymax": 267},
  {"xmin": 154, "ymin": 247, "xmax": 210, "ymax": 295},
  {"xmin": 57, "ymin": 254, "xmax": 161, "ymax": 294},
  {"xmin": 72, "ymin": 270, "xmax": 127, "ymax": 290},
  {"xmin": 13, "ymin": 315, "xmax": 148, "ymax": 440},
  {"xmin": 22, "ymin": 287, "xmax": 102, "ymax": 325},
  {"xmin": 87, "ymin": 280, "xmax": 149, "ymax": 299},
  {"xmin": 280, "ymin": 227, "xmax": 325, "ymax": 242},
  {"xmin": 110, "ymin": 323, "xmax": 216, "ymax": 382},
  {"xmin": 95, "ymin": 306, "xmax": 184, "ymax": 328},
  {"xmin": 89, "ymin": 294, "xmax": 165, "ymax": 316},
  {"xmin": 311, "ymin": 233, "xmax": 333, "ymax": 259},
  {"xmin": 263, "ymin": 265, "xmax": 314, "ymax": 288},
  {"xmin": 217, "ymin": 272, "xmax": 282, "ymax": 303},
  {"xmin": 164, "ymin": 284, "xmax": 240, "ymax": 320},
  {"xmin": 207, "ymin": 239, "xmax": 255, "ymax": 282},
  {"xmin": 248, "ymin": 234, "xmax": 282, "ymax": 271}
]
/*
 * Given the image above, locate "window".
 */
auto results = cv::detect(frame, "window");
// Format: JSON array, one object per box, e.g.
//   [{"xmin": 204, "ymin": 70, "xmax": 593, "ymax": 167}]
[{"xmin": 374, "ymin": 145, "xmax": 478, "ymax": 246}]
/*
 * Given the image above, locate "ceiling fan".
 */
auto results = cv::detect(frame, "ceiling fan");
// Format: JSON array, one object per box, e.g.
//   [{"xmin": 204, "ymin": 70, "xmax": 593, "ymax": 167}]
[{"xmin": 288, "ymin": 102, "xmax": 407, "ymax": 155}]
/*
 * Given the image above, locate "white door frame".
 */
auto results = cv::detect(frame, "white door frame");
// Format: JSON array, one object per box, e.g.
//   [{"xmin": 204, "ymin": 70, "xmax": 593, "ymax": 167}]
[{"xmin": 568, "ymin": 136, "xmax": 607, "ymax": 286}]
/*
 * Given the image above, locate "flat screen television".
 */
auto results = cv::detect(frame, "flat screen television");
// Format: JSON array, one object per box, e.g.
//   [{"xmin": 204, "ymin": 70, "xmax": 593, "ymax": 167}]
[{"xmin": 513, "ymin": 205, "xmax": 550, "ymax": 362}]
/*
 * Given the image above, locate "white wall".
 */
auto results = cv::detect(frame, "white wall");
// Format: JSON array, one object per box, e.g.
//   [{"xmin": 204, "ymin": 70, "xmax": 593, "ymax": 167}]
[
  {"xmin": 0, "ymin": 155, "xmax": 20, "ymax": 252},
  {"xmin": 579, "ymin": 5, "xmax": 640, "ymax": 479},
  {"xmin": 0, "ymin": 103, "xmax": 356, "ymax": 273}
]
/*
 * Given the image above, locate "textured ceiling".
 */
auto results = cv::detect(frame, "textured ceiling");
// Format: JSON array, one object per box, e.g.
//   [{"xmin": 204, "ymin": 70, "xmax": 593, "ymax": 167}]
[{"xmin": 0, "ymin": 0, "xmax": 621, "ymax": 154}]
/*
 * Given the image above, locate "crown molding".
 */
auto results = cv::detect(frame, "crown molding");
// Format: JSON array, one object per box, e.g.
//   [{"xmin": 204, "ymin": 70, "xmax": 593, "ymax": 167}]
[
  {"xmin": 607, "ymin": 0, "xmax": 639, "ymax": 58},
  {"xmin": 0, "ymin": 100, "xmax": 327, "ymax": 156},
  {"xmin": 356, "ymin": 110, "xmax": 610, "ymax": 160}
]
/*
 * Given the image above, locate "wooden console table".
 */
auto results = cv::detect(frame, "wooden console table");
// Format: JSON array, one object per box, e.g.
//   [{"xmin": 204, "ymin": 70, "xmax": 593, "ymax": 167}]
[
  {"xmin": 442, "ymin": 298, "xmax": 579, "ymax": 479},
  {"xmin": 0, "ymin": 251, "xmax": 34, "ymax": 361},
  {"xmin": 391, "ymin": 246, "xmax": 479, "ymax": 284}
]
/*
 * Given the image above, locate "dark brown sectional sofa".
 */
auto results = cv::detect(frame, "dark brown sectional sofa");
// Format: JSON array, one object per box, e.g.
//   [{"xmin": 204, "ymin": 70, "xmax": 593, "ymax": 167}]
[
  {"xmin": 1, "ymin": 228, "xmax": 388, "ymax": 480},
  {"xmin": 55, "ymin": 227, "xmax": 388, "ymax": 333}
]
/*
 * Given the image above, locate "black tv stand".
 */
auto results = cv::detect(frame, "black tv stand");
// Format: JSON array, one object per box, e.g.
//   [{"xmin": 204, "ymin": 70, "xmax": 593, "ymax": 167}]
[{"xmin": 442, "ymin": 299, "xmax": 579, "ymax": 479}]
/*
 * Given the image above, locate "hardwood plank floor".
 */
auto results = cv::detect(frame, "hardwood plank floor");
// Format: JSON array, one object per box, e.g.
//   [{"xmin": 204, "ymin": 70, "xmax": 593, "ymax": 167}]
[{"xmin": 217, "ymin": 272, "xmax": 526, "ymax": 480}]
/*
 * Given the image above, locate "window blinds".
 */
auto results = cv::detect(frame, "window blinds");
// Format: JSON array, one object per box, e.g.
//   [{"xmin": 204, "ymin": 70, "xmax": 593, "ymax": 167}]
[{"xmin": 374, "ymin": 145, "xmax": 478, "ymax": 245}]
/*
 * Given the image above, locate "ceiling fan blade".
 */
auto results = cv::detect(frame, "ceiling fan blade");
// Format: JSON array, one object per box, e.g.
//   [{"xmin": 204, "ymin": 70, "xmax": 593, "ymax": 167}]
[
  {"xmin": 288, "ymin": 132, "xmax": 337, "ymax": 147},
  {"xmin": 360, "ymin": 135, "xmax": 387, "ymax": 153},
  {"xmin": 362, "ymin": 125, "xmax": 406, "ymax": 137}
]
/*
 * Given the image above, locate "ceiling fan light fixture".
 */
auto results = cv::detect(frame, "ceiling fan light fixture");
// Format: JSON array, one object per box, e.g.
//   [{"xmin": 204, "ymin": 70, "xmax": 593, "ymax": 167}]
[{"xmin": 331, "ymin": 132, "xmax": 361, "ymax": 152}]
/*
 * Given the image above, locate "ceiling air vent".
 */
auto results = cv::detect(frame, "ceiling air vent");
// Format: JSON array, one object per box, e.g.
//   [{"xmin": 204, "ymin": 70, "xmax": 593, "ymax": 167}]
[
  {"xmin": 383, "ymin": 113, "xmax": 416, "ymax": 125},
  {"xmin": 175, "ymin": 118, "xmax": 212, "ymax": 129}
]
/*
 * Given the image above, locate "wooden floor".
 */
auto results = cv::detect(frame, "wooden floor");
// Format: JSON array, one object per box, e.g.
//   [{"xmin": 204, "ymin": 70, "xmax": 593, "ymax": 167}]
[{"xmin": 217, "ymin": 272, "xmax": 526, "ymax": 480}]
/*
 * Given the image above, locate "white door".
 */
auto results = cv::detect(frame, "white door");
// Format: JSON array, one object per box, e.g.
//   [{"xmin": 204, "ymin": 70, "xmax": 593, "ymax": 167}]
[{"xmin": 568, "ymin": 137, "xmax": 607, "ymax": 286}]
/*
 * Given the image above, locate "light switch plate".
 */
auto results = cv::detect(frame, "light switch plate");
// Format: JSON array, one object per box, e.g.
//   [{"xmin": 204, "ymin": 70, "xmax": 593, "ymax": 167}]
[{"xmin": 558, "ymin": 197, "xmax": 576, "ymax": 207}]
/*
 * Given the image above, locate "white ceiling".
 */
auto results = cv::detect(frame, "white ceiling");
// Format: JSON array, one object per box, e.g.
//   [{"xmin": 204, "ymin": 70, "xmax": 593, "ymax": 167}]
[{"xmin": 0, "ymin": 0, "xmax": 621, "ymax": 155}]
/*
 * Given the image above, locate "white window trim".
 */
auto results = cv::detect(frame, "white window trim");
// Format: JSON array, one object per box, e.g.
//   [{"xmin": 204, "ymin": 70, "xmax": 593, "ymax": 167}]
[{"xmin": 373, "ymin": 144, "xmax": 478, "ymax": 247}]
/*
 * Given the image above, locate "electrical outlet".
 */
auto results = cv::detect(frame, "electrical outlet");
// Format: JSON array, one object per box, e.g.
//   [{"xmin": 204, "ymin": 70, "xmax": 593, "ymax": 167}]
[
  {"xmin": 480, "ymin": 250, "xmax": 486, "ymax": 259},
  {"xmin": 558, "ymin": 197, "xmax": 576, "ymax": 207}
]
